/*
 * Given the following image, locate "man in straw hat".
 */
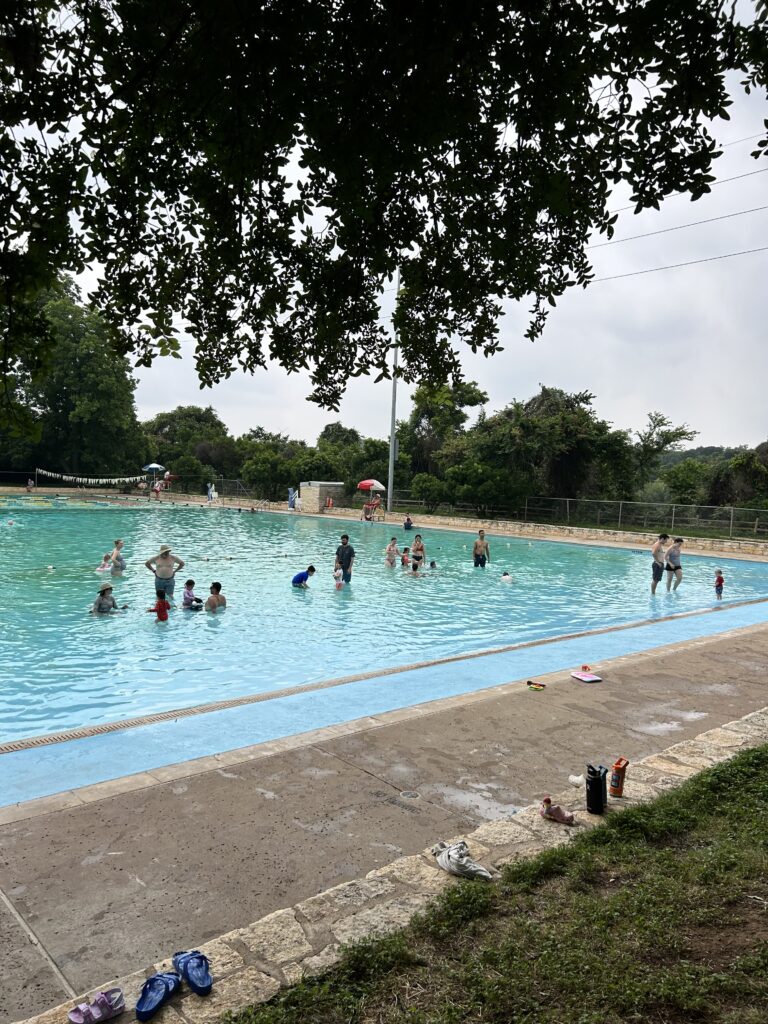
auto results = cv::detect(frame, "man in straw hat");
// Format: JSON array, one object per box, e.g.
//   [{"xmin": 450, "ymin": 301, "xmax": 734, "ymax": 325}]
[
  {"xmin": 144, "ymin": 544, "xmax": 185, "ymax": 598},
  {"xmin": 91, "ymin": 580, "xmax": 128, "ymax": 614}
]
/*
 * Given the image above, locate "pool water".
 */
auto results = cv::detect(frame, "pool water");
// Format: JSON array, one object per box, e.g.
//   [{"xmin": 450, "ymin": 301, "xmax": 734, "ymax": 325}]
[{"xmin": 2, "ymin": 501, "xmax": 768, "ymax": 742}]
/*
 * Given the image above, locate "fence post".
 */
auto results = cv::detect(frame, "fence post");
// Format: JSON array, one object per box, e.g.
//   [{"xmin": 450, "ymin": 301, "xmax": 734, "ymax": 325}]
[
  {"xmin": 566, "ymin": 498, "xmax": 570, "ymax": 524},
  {"xmin": 618, "ymin": 501, "xmax": 623, "ymax": 529},
  {"xmin": 524, "ymin": 497, "xmax": 528, "ymax": 522},
  {"xmin": 729, "ymin": 506, "xmax": 734, "ymax": 539},
  {"xmin": 670, "ymin": 505, "xmax": 676, "ymax": 532}
]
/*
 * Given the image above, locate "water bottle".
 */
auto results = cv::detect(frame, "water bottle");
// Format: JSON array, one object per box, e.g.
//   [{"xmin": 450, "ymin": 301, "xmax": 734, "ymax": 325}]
[{"xmin": 586, "ymin": 763, "xmax": 608, "ymax": 814}]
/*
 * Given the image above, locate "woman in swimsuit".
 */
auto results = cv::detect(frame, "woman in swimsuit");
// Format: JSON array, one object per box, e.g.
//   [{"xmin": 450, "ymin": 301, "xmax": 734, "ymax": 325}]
[
  {"xmin": 384, "ymin": 537, "xmax": 400, "ymax": 567},
  {"xmin": 110, "ymin": 538, "xmax": 126, "ymax": 577},
  {"xmin": 664, "ymin": 538, "xmax": 683, "ymax": 592},
  {"xmin": 410, "ymin": 534, "xmax": 425, "ymax": 566}
]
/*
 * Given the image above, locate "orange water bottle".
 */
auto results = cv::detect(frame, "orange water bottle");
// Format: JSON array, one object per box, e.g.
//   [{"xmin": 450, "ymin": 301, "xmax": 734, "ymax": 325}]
[{"xmin": 609, "ymin": 757, "xmax": 629, "ymax": 797}]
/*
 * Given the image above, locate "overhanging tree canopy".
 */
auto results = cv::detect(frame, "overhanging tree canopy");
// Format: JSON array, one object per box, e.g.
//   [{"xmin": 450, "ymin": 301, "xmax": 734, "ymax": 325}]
[{"xmin": 2, "ymin": 1, "xmax": 767, "ymax": 411}]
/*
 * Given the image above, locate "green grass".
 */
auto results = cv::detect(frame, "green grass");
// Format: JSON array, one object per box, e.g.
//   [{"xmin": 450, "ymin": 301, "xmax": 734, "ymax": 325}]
[{"xmin": 226, "ymin": 746, "xmax": 768, "ymax": 1024}]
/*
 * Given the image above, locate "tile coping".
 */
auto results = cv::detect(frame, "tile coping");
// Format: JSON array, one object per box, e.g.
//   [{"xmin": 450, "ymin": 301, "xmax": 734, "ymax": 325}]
[{"xmin": 12, "ymin": 683, "xmax": 768, "ymax": 1024}]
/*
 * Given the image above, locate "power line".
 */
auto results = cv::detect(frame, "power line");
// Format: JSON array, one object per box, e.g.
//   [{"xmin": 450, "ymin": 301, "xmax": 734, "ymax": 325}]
[
  {"xmin": 592, "ymin": 244, "xmax": 768, "ymax": 283},
  {"xmin": 722, "ymin": 131, "xmax": 766, "ymax": 147},
  {"xmin": 610, "ymin": 166, "xmax": 768, "ymax": 214},
  {"xmin": 588, "ymin": 204, "xmax": 768, "ymax": 248}
]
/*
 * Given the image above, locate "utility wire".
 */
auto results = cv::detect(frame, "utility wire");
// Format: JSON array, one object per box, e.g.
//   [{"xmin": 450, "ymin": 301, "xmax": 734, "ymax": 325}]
[
  {"xmin": 721, "ymin": 131, "xmax": 766, "ymax": 147},
  {"xmin": 592, "ymin": 244, "xmax": 768, "ymax": 283},
  {"xmin": 588, "ymin": 204, "xmax": 768, "ymax": 248},
  {"xmin": 610, "ymin": 166, "xmax": 768, "ymax": 214}
]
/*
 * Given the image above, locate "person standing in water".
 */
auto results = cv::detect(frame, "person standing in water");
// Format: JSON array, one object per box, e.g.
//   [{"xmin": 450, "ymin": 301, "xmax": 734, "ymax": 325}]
[
  {"xmin": 472, "ymin": 529, "xmax": 490, "ymax": 568},
  {"xmin": 665, "ymin": 538, "xmax": 684, "ymax": 591},
  {"xmin": 110, "ymin": 538, "xmax": 126, "ymax": 577},
  {"xmin": 384, "ymin": 537, "xmax": 400, "ymax": 567},
  {"xmin": 145, "ymin": 544, "xmax": 185, "ymax": 598},
  {"xmin": 335, "ymin": 534, "xmax": 356, "ymax": 584},
  {"xmin": 205, "ymin": 581, "xmax": 227, "ymax": 611},
  {"xmin": 410, "ymin": 534, "xmax": 425, "ymax": 568},
  {"xmin": 650, "ymin": 532, "xmax": 669, "ymax": 594}
]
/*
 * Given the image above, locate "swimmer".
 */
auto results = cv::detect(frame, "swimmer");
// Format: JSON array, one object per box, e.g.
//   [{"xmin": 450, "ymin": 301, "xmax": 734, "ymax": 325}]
[
  {"xmin": 148, "ymin": 590, "xmax": 171, "ymax": 621},
  {"xmin": 410, "ymin": 534, "xmax": 425, "ymax": 567},
  {"xmin": 110, "ymin": 538, "xmax": 126, "ymax": 576},
  {"xmin": 292, "ymin": 565, "xmax": 316, "ymax": 588},
  {"xmin": 472, "ymin": 529, "xmax": 490, "ymax": 568},
  {"xmin": 182, "ymin": 578, "xmax": 204, "ymax": 609},
  {"xmin": 401, "ymin": 547, "xmax": 410, "ymax": 566},
  {"xmin": 500, "ymin": 571, "xmax": 513, "ymax": 583},
  {"xmin": 384, "ymin": 538, "xmax": 400, "ymax": 567},
  {"xmin": 205, "ymin": 581, "xmax": 227, "ymax": 611},
  {"xmin": 96, "ymin": 553, "xmax": 112, "ymax": 571},
  {"xmin": 333, "ymin": 568, "xmax": 344, "ymax": 590},
  {"xmin": 429, "ymin": 560, "xmax": 438, "ymax": 569},
  {"xmin": 92, "ymin": 581, "xmax": 128, "ymax": 614},
  {"xmin": 410, "ymin": 561, "xmax": 421, "ymax": 576}
]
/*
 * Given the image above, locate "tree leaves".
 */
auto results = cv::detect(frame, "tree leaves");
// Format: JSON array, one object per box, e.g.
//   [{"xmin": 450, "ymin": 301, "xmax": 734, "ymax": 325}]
[{"xmin": 1, "ymin": 1, "xmax": 766, "ymax": 414}]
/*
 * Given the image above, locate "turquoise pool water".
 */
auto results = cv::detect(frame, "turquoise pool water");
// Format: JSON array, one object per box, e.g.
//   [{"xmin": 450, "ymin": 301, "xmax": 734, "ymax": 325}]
[{"xmin": 2, "ymin": 499, "xmax": 768, "ymax": 742}]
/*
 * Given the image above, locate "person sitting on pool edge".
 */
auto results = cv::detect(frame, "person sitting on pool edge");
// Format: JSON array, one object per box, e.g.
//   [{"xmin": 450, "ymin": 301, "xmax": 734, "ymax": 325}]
[
  {"xmin": 205, "ymin": 581, "xmax": 227, "ymax": 611},
  {"xmin": 292, "ymin": 565, "xmax": 316, "ymax": 588},
  {"xmin": 91, "ymin": 580, "xmax": 128, "ymax": 614}
]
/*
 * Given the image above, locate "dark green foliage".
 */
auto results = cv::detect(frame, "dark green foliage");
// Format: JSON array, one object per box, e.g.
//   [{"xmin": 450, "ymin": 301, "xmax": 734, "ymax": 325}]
[
  {"xmin": 2, "ymin": 3, "xmax": 766, "ymax": 410},
  {"xmin": 0, "ymin": 281, "xmax": 147, "ymax": 474}
]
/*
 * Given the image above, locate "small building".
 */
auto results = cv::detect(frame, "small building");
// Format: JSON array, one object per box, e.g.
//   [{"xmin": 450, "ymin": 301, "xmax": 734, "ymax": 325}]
[{"xmin": 299, "ymin": 481, "xmax": 346, "ymax": 513}]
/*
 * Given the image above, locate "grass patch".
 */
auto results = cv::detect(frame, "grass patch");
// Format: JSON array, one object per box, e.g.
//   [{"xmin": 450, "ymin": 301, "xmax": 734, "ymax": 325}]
[{"xmin": 227, "ymin": 746, "xmax": 768, "ymax": 1024}]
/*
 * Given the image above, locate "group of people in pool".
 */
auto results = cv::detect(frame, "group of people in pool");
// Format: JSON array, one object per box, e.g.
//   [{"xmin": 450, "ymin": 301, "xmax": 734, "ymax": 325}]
[
  {"xmin": 291, "ymin": 525, "xmax": 508, "ymax": 589},
  {"xmin": 91, "ymin": 542, "xmax": 227, "ymax": 618},
  {"xmin": 650, "ymin": 533, "xmax": 725, "ymax": 599}
]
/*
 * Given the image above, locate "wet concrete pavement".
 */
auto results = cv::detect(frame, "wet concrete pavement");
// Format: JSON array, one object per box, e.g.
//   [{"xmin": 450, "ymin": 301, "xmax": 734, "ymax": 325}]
[{"xmin": 2, "ymin": 622, "xmax": 768, "ymax": 1023}]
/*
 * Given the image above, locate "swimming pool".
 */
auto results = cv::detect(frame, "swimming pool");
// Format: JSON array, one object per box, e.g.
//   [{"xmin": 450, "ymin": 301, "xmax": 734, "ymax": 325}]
[{"xmin": 2, "ymin": 500, "xmax": 768, "ymax": 742}]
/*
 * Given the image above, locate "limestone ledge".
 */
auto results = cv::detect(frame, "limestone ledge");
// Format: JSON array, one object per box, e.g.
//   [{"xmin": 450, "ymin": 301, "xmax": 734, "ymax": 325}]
[{"xmin": 17, "ymin": 708, "xmax": 768, "ymax": 1024}]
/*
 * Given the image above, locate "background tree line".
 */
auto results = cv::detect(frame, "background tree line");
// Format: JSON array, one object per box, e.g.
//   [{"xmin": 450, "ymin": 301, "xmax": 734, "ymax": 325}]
[{"xmin": 2, "ymin": 283, "xmax": 767, "ymax": 512}]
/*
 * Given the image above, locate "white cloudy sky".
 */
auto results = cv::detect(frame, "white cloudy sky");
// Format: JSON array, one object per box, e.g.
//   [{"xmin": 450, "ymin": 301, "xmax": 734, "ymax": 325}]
[{"xmin": 126, "ymin": 79, "xmax": 767, "ymax": 449}]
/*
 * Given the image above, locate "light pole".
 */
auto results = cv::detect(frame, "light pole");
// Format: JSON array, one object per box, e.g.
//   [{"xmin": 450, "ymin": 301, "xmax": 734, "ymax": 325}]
[{"xmin": 386, "ymin": 269, "xmax": 400, "ymax": 514}]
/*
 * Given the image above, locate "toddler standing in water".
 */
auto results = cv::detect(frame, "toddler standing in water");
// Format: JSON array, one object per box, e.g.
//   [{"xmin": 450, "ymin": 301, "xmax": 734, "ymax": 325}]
[
  {"xmin": 714, "ymin": 568, "xmax": 724, "ymax": 600},
  {"xmin": 148, "ymin": 591, "xmax": 171, "ymax": 622}
]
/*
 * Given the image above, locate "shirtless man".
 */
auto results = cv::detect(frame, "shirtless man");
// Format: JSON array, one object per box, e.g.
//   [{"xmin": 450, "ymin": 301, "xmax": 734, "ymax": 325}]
[
  {"xmin": 650, "ymin": 532, "xmax": 669, "ymax": 594},
  {"xmin": 144, "ymin": 544, "xmax": 185, "ymax": 598},
  {"xmin": 205, "ymin": 581, "xmax": 227, "ymax": 611},
  {"xmin": 473, "ymin": 529, "xmax": 490, "ymax": 568}
]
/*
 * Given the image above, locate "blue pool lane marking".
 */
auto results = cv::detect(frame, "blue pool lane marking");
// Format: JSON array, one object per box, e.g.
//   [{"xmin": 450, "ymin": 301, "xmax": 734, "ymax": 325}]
[{"xmin": 2, "ymin": 600, "xmax": 768, "ymax": 807}]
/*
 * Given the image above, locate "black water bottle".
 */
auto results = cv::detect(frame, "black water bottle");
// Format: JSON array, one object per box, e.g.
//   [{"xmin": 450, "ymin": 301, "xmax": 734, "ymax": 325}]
[{"xmin": 586, "ymin": 763, "xmax": 608, "ymax": 814}]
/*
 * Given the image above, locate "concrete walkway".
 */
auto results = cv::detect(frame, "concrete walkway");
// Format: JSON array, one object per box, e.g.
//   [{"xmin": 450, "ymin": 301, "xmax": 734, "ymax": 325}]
[{"xmin": 3, "ymin": 622, "xmax": 768, "ymax": 1023}]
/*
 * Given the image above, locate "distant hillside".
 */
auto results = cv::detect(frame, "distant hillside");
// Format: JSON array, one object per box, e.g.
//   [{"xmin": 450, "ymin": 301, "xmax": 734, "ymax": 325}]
[{"xmin": 657, "ymin": 445, "xmax": 748, "ymax": 469}]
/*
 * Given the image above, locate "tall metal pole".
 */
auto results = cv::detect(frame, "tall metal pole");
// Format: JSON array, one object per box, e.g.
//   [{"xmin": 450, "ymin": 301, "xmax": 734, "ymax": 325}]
[{"xmin": 386, "ymin": 268, "xmax": 400, "ymax": 514}]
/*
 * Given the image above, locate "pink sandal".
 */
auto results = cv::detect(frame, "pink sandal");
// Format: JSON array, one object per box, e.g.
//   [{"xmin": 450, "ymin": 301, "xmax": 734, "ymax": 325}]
[{"xmin": 68, "ymin": 989, "xmax": 125, "ymax": 1024}]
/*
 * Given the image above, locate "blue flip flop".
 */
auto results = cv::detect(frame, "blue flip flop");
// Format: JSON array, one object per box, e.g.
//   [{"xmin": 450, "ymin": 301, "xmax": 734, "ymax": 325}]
[
  {"xmin": 135, "ymin": 972, "xmax": 181, "ymax": 1021},
  {"xmin": 172, "ymin": 950, "xmax": 213, "ymax": 996}
]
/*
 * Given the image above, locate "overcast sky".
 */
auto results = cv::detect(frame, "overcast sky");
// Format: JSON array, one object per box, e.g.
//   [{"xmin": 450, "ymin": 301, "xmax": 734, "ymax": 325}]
[{"xmin": 127, "ymin": 80, "xmax": 768, "ymax": 450}]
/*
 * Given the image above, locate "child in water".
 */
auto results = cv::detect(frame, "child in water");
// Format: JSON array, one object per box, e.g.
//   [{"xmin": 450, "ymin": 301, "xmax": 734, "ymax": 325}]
[
  {"xmin": 182, "ymin": 579, "xmax": 203, "ymax": 609},
  {"xmin": 148, "ymin": 591, "xmax": 171, "ymax": 622},
  {"xmin": 333, "ymin": 568, "xmax": 344, "ymax": 590},
  {"xmin": 401, "ymin": 547, "xmax": 410, "ymax": 567},
  {"xmin": 96, "ymin": 553, "xmax": 111, "ymax": 571},
  {"xmin": 714, "ymin": 568, "xmax": 724, "ymax": 600},
  {"xmin": 500, "ymin": 571, "xmax": 513, "ymax": 583}
]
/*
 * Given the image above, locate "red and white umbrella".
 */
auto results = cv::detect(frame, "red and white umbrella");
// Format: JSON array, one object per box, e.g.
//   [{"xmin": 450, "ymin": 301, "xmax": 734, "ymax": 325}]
[{"xmin": 357, "ymin": 478, "xmax": 385, "ymax": 491}]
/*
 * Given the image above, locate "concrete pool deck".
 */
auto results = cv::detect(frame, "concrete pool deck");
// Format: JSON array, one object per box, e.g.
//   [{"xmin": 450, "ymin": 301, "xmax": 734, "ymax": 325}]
[{"xmin": 3, "ymin": 620, "xmax": 768, "ymax": 1024}]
